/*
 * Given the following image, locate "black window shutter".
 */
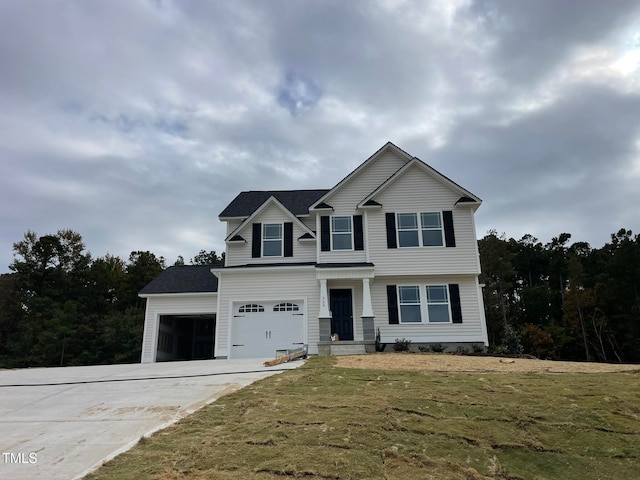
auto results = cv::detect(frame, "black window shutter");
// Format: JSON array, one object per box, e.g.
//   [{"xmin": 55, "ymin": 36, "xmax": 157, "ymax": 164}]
[
  {"xmin": 387, "ymin": 285, "xmax": 399, "ymax": 324},
  {"xmin": 252, "ymin": 223, "xmax": 261, "ymax": 258},
  {"xmin": 320, "ymin": 216, "xmax": 330, "ymax": 252},
  {"xmin": 449, "ymin": 284, "xmax": 462, "ymax": 323},
  {"xmin": 353, "ymin": 215, "xmax": 364, "ymax": 251},
  {"xmin": 385, "ymin": 213, "xmax": 397, "ymax": 249},
  {"xmin": 284, "ymin": 222, "xmax": 293, "ymax": 257},
  {"xmin": 443, "ymin": 211, "xmax": 456, "ymax": 247}
]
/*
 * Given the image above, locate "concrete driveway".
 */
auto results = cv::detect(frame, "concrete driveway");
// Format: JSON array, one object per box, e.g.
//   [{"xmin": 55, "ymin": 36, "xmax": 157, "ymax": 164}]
[{"xmin": 0, "ymin": 358, "xmax": 303, "ymax": 480}]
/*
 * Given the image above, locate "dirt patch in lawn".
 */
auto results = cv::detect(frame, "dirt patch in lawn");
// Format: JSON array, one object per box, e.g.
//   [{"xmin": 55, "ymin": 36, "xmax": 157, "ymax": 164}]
[{"xmin": 335, "ymin": 352, "xmax": 640, "ymax": 373}]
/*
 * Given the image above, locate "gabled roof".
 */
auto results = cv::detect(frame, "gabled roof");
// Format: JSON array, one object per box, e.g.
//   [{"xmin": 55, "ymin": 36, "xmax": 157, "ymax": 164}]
[
  {"xmin": 139, "ymin": 265, "xmax": 219, "ymax": 295},
  {"xmin": 357, "ymin": 157, "xmax": 482, "ymax": 208},
  {"xmin": 310, "ymin": 142, "xmax": 413, "ymax": 210},
  {"xmin": 219, "ymin": 189, "xmax": 329, "ymax": 218},
  {"xmin": 224, "ymin": 195, "xmax": 316, "ymax": 242}
]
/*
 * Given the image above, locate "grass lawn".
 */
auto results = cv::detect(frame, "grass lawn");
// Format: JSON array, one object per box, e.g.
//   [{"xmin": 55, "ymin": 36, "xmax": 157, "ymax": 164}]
[{"xmin": 85, "ymin": 356, "xmax": 640, "ymax": 479}]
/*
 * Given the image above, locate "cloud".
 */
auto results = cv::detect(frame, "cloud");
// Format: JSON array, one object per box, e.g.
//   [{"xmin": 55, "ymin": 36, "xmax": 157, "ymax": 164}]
[
  {"xmin": 1, "ymin": 0, "xmax": 640, "ymax": 271},
  {"xmin": 277, "ymin": 72, "xmax": 322, "ymax": 116}
]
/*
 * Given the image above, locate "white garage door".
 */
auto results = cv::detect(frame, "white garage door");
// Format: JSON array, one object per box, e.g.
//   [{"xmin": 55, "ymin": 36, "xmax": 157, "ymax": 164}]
[{"xmin": 230, "ymin": 301, "xmax": 305, "ymax": 359}]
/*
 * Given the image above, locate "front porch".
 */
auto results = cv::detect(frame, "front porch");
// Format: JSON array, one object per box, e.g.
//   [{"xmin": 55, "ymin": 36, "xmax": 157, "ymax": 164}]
[{"xmin": 315, "ymin": 263, "xmax": 376, "ymax": 355}]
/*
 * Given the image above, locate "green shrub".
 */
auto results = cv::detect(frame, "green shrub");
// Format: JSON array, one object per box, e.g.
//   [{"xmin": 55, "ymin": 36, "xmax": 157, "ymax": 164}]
[{"xmin": 393, "ymin": 338, "xmax": 411, "ymax": 352}]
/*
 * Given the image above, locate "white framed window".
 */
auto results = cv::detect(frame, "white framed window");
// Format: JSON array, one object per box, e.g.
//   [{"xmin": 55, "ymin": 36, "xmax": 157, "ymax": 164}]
[
  {"xmin": 262, "ymin": 223, "xmax": 283, "ymax": 257},
  {"xmin": 397, "ymin": 213, "xmax": 419, "ymax": 247},
  {"xmin": 331, "ymin": 216, "xmax": 353, "ymax": 250},
  {"xmin": 239, "ymin": 304, "xmax": 264, "ymax": 313},
  {"xmin": 426, "ymin": 285, "xmax": 451, "ymax": 323},
  {"xmin": 398, "ymin": 286, "xmax": 422, "ymax": 323},
  {"xmin": 421, "ymin": 213, "xmax": 444, "ymax": 247},
  {"xmin": 397, "ymin": 212, "xmax": 444, "ymax": 247},
  {"xmin": 274, "ymin": 303, "xmax": 299, "ymax": 312}
]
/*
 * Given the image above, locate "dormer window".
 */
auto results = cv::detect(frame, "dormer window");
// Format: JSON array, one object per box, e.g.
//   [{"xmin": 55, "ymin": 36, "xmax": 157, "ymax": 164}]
[
  {"xmin": 320, "ymin": 215, "xmax": 363, "ymax": 252},
  {"xmin": 331, "ymin": 216, "xmax": 353, "ymax": 250},
  {"xmin": 262, "ymin": 224, "xmax": 283, "ymax": 257},
  {"xmin": 252, "ymin": 222, "xmax": 294, "ymax": 258}
]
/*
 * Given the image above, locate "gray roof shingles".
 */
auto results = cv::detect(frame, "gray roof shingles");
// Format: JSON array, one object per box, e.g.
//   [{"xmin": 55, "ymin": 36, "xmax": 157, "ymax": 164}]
[
  {"xmin": 139, "ymin": 265, "xmax": 218, "ymax": 295},
  {"xmin": 219, "ymin": 189, "xmax": 329, "ymax": 218}
]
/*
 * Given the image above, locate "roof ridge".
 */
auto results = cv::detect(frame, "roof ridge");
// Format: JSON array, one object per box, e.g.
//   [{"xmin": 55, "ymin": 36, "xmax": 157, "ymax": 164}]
[{"xmin": 241, "ymin": 188, "xmax": 330, "ymax": 193}]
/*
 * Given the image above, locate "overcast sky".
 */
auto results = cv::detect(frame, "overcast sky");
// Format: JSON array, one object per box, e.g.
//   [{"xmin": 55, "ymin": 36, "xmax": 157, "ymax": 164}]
[{"xmin": 2, "ymin": 0, "xmax": 640, "ymax": 271}]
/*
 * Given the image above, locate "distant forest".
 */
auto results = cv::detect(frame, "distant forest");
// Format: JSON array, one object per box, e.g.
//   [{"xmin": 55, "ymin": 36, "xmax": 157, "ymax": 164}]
[
  {"xmin": 0, "ymin": 229, "xmax": 223, "ymax": 368},
  {"xmin": 480, "ymin": 229, "xmax": 640, "ymax": 363},
  {"xmin": 1, "ymin": 228, "xmax": 639, "ymax": 367}
]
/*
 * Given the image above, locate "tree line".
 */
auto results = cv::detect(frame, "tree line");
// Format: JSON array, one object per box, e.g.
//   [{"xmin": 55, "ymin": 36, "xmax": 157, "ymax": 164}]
[
  {"xmin": 0, "ymin": 229, "xmax": 223, "ymax": 368},
  {"xmin": 1, "ymin": 227, "xmax": 639, "ymax": 367},
  {"xmin": 480, "ymin": 228, "xmax": 640, "ymax": 363}
]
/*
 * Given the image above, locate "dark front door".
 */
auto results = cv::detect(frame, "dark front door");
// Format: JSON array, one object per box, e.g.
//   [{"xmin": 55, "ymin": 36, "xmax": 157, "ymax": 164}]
[{"xmin": 330, "ymin": 289, "xmax": 353, "ymax": 341}]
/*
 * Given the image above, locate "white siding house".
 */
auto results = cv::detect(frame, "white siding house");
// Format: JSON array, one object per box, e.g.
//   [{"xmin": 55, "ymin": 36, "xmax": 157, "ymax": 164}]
[{"xmin": 139, "ymin": 142, "xmax": 488, "ymax": 362}]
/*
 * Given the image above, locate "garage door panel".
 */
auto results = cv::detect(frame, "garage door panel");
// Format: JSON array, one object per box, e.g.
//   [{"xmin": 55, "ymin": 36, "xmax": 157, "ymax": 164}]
[{"xmin": 231, "ymin": 301, "xmax": 305, "ymax": 359}]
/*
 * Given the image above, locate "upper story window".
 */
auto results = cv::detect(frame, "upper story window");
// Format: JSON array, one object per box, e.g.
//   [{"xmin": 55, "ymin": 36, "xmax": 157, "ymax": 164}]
[
  {"xmin": 262, "ymin": 223, "xmax": 283, "ymax": 257},
  {"xmin": 397, "ymin": 212, "xmax": 443, "ymax": 248},
  {"xmin": 331, "ymin": 216, "xmax": 353, "ymax": 250}
]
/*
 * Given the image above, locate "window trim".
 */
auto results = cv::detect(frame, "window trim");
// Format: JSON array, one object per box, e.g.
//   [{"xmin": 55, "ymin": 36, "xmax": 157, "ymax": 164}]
[
  {"xmin": 396, "ymin": 211, "xmax": 445, "ymax": 248},
  {"xmin": 262, "ymin": 223, "xmax": 283, "ymax": 257},
  {"xmin": 396, "ymin": 213, "xmax": 420, "ymax": 248},
  {"xmin": 394, "ymin": 284, "xmax": 453, "ymax": 324},
  {"xmin": 397, "ymin": 285, "xmax": 423, "ymax": 324},
  {"xmin": 425, "ymin": 284, "xmax": 453, "ymax": 323},
  {"xmin": 330, "ymin": 215, "xmax": 354, "ymax": 251}
]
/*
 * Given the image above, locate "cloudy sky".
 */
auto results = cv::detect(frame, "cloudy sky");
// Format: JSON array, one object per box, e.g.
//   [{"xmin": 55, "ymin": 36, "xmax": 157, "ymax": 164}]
[{"xmin": 2, "ymin": 0, "xmax": 640, "ymax": 271}]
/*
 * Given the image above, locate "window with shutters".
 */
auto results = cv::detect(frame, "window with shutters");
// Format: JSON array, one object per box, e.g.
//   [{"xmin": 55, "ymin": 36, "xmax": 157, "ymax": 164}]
[
  {"xmin": 331, "ymin": 216, "xmax": 353, "ymax": 250},
  {"xmin": 239, "ymin": 304, "xmax": 264, "ymax": 313},
  {"xmin": 396, "ymin": 212, "xmax": 444, "ymax": 247},
  {"xmin": 273, "ymin": 302, "xmax": 299, "ymax": 312},
  {"xmin": 395, "ymin": 285, "xmax": 453, "ymax": 323},
  {"xmin": 262, "ymin": 223, "xmax": 283, "ymax": 257},
  {"xmin": 425, "ymin": 285, "xmax": 451, "ymax": 323},
  {"xmin": 398, "ymin": 286, "xmax": 422, "ymax": 323}
]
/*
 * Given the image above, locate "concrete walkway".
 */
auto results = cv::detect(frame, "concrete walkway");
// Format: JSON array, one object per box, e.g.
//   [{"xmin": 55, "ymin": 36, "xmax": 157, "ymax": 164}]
[{"xmin": 0, "ymin": 359, "xmax": 303, "ymax": 480}]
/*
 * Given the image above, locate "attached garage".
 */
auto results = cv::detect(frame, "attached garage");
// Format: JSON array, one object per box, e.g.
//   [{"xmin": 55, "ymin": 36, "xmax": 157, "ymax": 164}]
[
  {"xmin": 230, "ymin": 301, "xmax": 305, "ymax": 359},
  {"xmin": 156, "ymin": 314, "xmax": 216, "ymax": 362},
  {"xmin": 139, "ymin": 265, "xmax": 219, "ymax": 363}
]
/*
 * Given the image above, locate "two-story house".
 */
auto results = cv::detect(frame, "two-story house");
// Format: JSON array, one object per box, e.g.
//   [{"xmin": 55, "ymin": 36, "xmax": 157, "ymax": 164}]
[{"xmin": 139, "ymin": 142, "xmax": 488, "ymax": 362}]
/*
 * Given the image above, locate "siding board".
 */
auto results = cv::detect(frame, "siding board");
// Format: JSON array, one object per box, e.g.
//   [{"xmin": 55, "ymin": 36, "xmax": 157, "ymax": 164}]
[{"xmin": 325, "ymin": 151, "xmax": 409, "ymax": 212}]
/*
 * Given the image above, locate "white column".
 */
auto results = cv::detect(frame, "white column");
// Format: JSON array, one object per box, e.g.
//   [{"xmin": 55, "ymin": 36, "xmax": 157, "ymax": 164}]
[
  {"xmin": 319, "ymin": 279, "xmax": 331, "ymax": 317},
  {"xmin": 361, "ymin": 278, "xmax": 374, "ymax": 318}
]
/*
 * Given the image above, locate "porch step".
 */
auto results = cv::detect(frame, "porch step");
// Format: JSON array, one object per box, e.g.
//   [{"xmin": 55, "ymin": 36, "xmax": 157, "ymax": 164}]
[
  {"xmin": 331, "ymin": 343, "xmax": 366, "ymax": 355},
  {"xmin": 317, "ymin": 341, "xmax": 369, "ymax": 356}
]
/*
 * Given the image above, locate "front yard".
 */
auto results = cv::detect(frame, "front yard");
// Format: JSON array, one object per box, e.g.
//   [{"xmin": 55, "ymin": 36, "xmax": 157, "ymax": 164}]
[{"xmin": 86, "ymin": 354, "xmax": 640, "ymax": 479}]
